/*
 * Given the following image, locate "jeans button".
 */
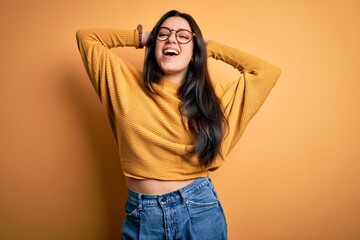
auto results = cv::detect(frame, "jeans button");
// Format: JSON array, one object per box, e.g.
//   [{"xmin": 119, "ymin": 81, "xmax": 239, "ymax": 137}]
[{"xmin": 160, "ymin": 196, "xmax": 167, "ymax": 202}]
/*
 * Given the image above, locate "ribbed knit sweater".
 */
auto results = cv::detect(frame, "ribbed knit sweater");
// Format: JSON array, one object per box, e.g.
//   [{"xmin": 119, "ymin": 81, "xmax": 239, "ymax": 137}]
[{"xmin": 76, "ymin": 28, "xmax": 281, "ymax": 180}]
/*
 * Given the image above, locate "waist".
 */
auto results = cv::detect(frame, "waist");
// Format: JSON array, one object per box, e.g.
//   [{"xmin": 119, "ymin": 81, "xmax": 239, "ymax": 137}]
[
  {"xmin": 126, "ymin": 177, "xmax": 213, "ymax": 206},
  {"xmin": 125, "ymin": 176, "xmax": 197, "ymax": 195}
]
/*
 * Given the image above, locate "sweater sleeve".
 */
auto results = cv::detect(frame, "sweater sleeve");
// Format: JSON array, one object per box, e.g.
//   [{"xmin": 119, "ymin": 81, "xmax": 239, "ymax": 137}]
[
  {"xmin": 76, "ymin": 29, "xmax": 142, "ymax": 140},
  {"xmin": 76, "ymin": 28, "xmax": 140, "ymax": 95},
  {"xmin": 206, "ymin": 40, "xmax": 281, "ymax": 156}
]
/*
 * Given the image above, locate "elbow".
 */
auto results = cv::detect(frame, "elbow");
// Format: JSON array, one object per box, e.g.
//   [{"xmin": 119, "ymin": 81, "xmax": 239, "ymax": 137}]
[
  {"xmin": 268, "ymin": 64, "xmax": 281, "ymax": 85},
  {"xmin": 76, "ymin": 29, "xmax": 86, "ymax": 42},
  {"xmin": 259, "ymin": 64, "xmax": 281, "ymax": 88},
  {"xmin": 75, "ymin": 29, "xmax": 91, "ymax": 51},
  {"xmin": 253, "ymin": 64, "xmax": 281, "ymax": 82},
  {"xmin": 76, "ymin": 29, "xmax": 93, "ymax": 43},
  {"xmin": 273, "ymin": 65, "xmax": 281, "ymax": 79}
]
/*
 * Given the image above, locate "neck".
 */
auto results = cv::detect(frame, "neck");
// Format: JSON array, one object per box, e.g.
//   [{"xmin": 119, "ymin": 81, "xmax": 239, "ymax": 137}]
[{"xmin": 163, "ymin": 72, "xmax": 185, "ymax": 84}]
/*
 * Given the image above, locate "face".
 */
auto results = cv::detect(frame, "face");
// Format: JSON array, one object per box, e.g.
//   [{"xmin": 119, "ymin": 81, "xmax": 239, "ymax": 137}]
[{"xmin": 155, "ymin": 17, "xmax": 194, "ymax": 81}]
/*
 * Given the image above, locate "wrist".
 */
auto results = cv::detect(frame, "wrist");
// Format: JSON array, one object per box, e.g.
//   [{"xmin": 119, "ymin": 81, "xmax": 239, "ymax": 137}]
[{"xmin": 137, "ymin": 24, "xmax": 143, "ymax": 48}]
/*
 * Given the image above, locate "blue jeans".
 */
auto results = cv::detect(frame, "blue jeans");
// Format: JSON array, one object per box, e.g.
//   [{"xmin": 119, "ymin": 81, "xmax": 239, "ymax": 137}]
[{"xmin": 122, "ymin": 177, "xmax": 227, "ymax": 240}]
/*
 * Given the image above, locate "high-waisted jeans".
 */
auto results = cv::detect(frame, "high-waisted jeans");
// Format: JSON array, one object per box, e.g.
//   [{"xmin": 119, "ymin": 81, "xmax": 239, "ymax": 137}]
[{"xmin": 122, "ymin": 177, "xmax": 227, "ymax": 240}]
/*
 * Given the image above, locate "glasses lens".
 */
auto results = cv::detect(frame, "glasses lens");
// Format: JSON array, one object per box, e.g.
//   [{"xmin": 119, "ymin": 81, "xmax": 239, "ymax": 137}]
[
  {"xmin": 157, "ymin": 28, "xmax": 171, "ymax": 41},
  {"xmin": 176, "ymin": 30, "xmax": 193, "ymax": 44}
]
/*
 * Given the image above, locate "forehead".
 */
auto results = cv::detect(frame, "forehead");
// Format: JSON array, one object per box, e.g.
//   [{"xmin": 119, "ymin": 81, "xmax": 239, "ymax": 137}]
[{"xmin": 160, "ymin": 17, "xmax": 191, "ymax": 30}]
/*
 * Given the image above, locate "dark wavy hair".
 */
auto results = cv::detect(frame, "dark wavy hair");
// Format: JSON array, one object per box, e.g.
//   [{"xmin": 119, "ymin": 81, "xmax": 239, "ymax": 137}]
[{"xmin": 142, "ymin": 10, "xmax": 227, "ymax": 167}]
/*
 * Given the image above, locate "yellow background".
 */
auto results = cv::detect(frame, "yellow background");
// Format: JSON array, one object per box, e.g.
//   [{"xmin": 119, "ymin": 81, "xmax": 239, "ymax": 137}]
[{"xmin": 1, "ymin": 0, "xmax": 359, "ymax": 239}]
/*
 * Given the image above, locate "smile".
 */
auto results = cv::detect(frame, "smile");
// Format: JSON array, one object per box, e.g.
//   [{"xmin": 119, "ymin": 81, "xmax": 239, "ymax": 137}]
[{"xmin": 163, "ymin": 49, "xmax": 179, "ymax": 56}]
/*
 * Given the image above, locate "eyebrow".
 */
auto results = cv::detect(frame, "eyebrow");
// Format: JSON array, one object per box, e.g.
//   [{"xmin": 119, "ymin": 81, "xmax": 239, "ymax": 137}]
[{"xmin": 159, "ymin": 26, "xmax": 192, "ymax": 31}]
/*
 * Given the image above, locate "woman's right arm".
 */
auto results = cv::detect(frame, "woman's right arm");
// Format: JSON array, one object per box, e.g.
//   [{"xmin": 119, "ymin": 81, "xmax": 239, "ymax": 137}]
[{"xmin": 76, "ymin": 28, "xmax": 141, "ymax": 92}]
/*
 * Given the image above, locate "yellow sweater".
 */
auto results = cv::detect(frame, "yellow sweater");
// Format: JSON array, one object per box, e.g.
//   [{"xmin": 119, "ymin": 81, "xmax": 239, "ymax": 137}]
[{"xmin": 76, "ymin": 28, "xmax": 281, "ymax": 180}]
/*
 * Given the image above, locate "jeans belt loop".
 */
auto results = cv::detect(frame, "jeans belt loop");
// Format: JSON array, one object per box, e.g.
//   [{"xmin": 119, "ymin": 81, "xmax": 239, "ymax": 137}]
[
  {"xmin": 178, "ymin": 189, "xmax": 187, "ymax": 204},
  {"xmin": 137, "ymin": 193, "xmax": 143, "ymax": 210}
]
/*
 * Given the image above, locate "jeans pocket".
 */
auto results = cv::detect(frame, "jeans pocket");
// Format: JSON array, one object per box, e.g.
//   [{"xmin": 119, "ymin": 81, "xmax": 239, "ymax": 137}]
[
  {"xmin": 186, "ymin": 185, "xmax": 219, "ymax": 209},
  {"xmin": 185, "ymin": 185, "xmax": 227, "ymax": 239},
  {"xmin": 124, "ymin": 200, "xmax": 141, "ymax": 222}
]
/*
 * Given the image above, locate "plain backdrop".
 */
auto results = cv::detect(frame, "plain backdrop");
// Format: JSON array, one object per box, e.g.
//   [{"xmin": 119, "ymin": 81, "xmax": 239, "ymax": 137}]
[{"xmin": 1, "ymin": 0, "xmax": 359, "ymax": 239}]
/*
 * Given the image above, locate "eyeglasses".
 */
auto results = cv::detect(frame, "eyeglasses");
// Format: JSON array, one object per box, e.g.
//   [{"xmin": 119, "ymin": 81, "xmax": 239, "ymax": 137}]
[{"xmin": 155, "ymin": 27, "xmax": 195, "ymax": 44}]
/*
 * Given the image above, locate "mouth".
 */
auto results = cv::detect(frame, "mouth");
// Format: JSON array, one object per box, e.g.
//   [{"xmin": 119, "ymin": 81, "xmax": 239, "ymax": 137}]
[{"xmin": 163, "ymin": 48, "xmax": 180, "ymax": 57}]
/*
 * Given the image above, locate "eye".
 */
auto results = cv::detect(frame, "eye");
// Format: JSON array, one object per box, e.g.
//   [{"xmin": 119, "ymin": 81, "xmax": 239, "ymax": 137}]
[
  {"xmin": 179, "ymin": 34, "xmax": 190, "ymax": 40},
  {"xmin": 158, "ymin": 31, "xmax": 169, "ymax": 36},
  {"xmin": 177, "ymin": 30, "xmax": 191, "ymax": 40},
  {"xmin": 157, "ymin": 28, "xmax": 170, "ymax": 39}
]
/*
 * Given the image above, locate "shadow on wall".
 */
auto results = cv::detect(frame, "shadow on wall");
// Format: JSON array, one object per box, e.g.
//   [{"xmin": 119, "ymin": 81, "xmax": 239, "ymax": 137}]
[{"xmin": 63, "ymin": 64, "xmax": 127, "ymax": 238}]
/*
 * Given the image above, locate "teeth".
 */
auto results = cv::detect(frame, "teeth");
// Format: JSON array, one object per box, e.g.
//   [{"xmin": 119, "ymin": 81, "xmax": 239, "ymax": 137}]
[{"xmin": 164, "ymin": 49, "xmax": 179, "ymax": 55}]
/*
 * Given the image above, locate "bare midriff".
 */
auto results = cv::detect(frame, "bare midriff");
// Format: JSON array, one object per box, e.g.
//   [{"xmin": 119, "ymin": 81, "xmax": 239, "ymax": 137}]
[{"xmin": 125, "ymin": 176, "xmax": 196, "ymax": 195}]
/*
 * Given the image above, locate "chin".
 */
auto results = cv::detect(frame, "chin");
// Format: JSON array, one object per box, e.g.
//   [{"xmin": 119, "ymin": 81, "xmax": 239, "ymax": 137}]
[{"xmin": 160, "ymin": 66, "xmax": 178, "ymax": 74}]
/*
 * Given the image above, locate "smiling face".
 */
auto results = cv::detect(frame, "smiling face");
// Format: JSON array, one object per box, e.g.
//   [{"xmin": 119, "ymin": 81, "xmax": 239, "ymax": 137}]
[{"xmin": 155, "ymin": 16, "xmax": 194, "ymax": 83}]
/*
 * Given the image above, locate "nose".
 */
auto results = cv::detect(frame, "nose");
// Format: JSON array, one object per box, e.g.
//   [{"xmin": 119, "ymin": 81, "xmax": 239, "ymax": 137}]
[{"xmin": 167, "ymin": 30, "xmax": 177, "ymax": 43}]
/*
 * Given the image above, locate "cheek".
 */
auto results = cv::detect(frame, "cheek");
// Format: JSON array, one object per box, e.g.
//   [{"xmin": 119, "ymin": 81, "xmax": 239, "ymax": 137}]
[
  {"xmin": 184, "ymin": 47, "xmax": 194, "ymax": 62},
  {"xmin": 154, "ymin": 43, "xmax": 162, "ymax": 62}
]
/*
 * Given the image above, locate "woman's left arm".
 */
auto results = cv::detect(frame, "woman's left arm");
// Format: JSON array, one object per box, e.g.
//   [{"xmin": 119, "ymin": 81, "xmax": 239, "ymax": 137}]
[
  {"xmin": 207, "ymin": 40, "xmax": 281, "ymax": 98},
  {"xmin": 207, "ymin": 40, "xmax": 281, "ymax": 156}
]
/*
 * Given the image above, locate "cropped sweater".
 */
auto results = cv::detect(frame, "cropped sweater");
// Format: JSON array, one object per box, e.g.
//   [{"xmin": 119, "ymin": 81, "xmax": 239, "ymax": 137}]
[{"xmin": 76, "ymin": 28, "xmax": 281, "ymax": 180}]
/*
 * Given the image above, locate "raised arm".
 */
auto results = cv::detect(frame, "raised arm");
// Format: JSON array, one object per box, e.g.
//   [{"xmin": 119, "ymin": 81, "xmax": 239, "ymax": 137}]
[
  {"xmin": 76, "ymin": 28, "xmax": 140, "ymax": 86},
  {"xmin": 207, "ymin": 40, "xmax": 281, "ymax": 92},
  {"xmin": 206, "ymin": 40, "xmax": 281, "ymax": 156}
]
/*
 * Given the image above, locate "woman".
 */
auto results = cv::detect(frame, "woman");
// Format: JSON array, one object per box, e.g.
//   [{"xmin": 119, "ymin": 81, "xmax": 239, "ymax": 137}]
[{"xmin": 76, "ymin": 10, "xmax": 280, "ymax": 240}]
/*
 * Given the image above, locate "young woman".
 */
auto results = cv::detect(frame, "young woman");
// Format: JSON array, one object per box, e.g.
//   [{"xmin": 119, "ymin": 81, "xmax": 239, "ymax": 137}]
[{"xmin": 76, "ymin": 10, "xmax": 280, "ymax": 240}]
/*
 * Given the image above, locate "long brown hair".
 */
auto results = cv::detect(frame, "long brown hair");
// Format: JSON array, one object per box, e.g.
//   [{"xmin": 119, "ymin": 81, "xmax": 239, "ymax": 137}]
[{"xmin": 142, "ymin": 10, "xmax": 227, "ymax": 167}]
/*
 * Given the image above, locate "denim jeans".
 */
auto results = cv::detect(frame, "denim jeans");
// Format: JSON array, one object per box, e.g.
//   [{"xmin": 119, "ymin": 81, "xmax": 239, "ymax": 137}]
[{"xmin": 122, "ymin": 177, "xmax": 227, "ymax": 240}]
